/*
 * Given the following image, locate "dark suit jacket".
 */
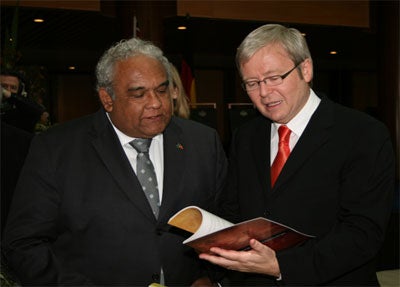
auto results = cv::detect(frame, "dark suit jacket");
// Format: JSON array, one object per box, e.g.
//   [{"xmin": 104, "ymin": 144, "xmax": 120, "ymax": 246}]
[
  {"xmin": 1, "ymin": 94, "xmax": 45, "ymax": 133},
  {"xmin": 3, "ymin": 110, "xmax": 228, "ymax": 286},
  {"xmin": 217, "ymin": 96, "xmax": 395, "ymax": 286},
  {"xmin": 1, "ymin": 122, "xmax": 33, "ymax": 236}
]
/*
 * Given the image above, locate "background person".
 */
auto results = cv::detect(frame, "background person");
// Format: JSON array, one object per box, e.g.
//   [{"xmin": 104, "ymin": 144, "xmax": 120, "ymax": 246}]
[
  {"xmin": 169, "ymin": 62, "xmax": 191, "ymax": 119},
  {"xmin": 0, "ymin": 69, "xmax": 45, "ymax": 133},
  {"xmin": 0, "ymin": 70, "xmax": 44, "ymax": 239},
  {"xmin": 3, "ymin": 38, "xmax": 227, "ymax": 286},
  {"xmin": 200, "ymin": 24, "xmax": 395, "ymax": 286},
  {"xmin": 34, "ymin": 110, "xmax": 51, "ymax": 134}
]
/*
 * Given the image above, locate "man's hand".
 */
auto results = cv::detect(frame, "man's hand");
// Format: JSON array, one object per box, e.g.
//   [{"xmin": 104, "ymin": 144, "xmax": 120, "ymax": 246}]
[{"xmin": 199, "ymin": 239, "xmax": 281, "ymax": 277}]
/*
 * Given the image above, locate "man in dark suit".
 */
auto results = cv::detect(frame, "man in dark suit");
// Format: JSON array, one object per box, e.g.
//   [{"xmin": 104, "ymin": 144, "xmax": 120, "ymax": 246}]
[
  {"xmin": 200, "ymin": 24, "xmax": 395, "ymax": 286},
  {"xmin": 3, "ymin": 38, "xmax": 227, "ymax": 286}
]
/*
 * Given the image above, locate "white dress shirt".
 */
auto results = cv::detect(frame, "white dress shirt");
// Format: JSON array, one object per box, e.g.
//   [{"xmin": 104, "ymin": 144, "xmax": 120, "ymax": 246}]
[
  {"xmin": 270, "ymin": 89, "xmax": 321, "ymax": 164},
  {"xmin": 106, "ymin": 114, "xmax": 164, "ymax": 202}
]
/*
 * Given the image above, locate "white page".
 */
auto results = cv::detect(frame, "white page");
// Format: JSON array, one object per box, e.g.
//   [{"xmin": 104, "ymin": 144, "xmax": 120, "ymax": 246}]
[{"xmin": 182, "ymin": 206, "xmax": 234, "ymax": 244}]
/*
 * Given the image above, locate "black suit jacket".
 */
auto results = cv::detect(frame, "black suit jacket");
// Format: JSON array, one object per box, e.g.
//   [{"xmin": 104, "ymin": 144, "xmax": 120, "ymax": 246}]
[
  {"xmin": 3, "ymin": 110, "xmax": 228, "ymax": 286},
  {"xmin": 1, "ymin": 122, "xmax": 33, "ymax": 236},
  {"xmin": 218, "ymin": 96, "xmax": 395, "ymax": 286}
]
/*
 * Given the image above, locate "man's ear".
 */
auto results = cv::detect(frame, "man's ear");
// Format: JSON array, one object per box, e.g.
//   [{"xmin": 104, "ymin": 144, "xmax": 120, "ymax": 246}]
[
  {"xmin": 301, "ymin": 58, "xmax": 313, "ymax": 83},
  {"xmin": 99, "ymin": 88, "xmax": 113, "ymax": 112}
]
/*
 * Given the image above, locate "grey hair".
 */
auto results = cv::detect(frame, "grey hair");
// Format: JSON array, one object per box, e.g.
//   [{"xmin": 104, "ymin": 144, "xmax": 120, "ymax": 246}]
[
  {"xmin": 95, "ymin": 37, "xmax": 171, "ymax": 99},
  {"xmin": 236, "ymin": 24, "xmax": 312, "ymax": 76}
]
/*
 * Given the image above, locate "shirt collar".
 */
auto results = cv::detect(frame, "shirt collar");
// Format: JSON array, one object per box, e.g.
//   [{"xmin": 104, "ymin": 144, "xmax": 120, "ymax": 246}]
[
  {"xmin": 273, "ymin": 89, "xmax": 320, "ymax": 137},
  {"xmin": 106, "ymin": 112, "xmax": 162, "ymax": 147}
]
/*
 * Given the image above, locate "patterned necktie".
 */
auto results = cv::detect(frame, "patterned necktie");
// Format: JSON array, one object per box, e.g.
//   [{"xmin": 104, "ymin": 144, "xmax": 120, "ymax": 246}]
[
  {"xmin": 271, "ymin": 125, "xmax": 291, "ymax": 187},
  {"xmin": 130, "ymin": 138, "xmax": 160, "ymax": 218}
]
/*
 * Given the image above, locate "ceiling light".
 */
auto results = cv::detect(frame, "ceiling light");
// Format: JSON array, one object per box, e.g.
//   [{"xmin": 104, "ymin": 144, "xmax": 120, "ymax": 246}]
[
  {"xmin": 177, "ymin": 25, "xmax": 187, "ymax": 30},
  {"xmin": 330, "ymin": 51, "xmax": 338, "ymax": 55},
  {"xmin": 68, "ymin": 66, "xmax": 76, "ymax": 70},
  {"xmin": 33, "ymin": 18, "xmax": 44, "ymax": 23}
]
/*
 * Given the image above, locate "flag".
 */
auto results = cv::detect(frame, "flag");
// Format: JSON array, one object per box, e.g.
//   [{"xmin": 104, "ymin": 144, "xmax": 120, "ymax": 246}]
[
  {"xmin": 180, "ymin": 59, "xmax": 197, "ymax": 103},
  {"xmin": 133, "ymin": 16, "xmax": 142, "ymax": 38}
]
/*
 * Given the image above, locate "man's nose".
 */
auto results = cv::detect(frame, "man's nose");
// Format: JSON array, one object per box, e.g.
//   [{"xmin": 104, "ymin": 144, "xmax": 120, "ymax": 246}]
[
  {"xmin": 259, "ymin": 81, "xmax": 273, "ymax": 97},
  {"xmin": 147, "ymin": 91, "xmax": 163, "ymax": 108}
]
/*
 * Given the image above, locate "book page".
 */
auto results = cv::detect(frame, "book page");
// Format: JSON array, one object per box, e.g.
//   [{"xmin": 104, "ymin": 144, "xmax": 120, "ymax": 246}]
[{"xmin": 168, "ymin": 206, "xmax": 234, "ymax": 243}]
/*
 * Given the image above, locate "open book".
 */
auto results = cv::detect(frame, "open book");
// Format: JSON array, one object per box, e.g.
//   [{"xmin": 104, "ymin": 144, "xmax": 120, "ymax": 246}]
[{"xmin": 168, "ymin": 206, "xmax": 314, "ymax": 254}]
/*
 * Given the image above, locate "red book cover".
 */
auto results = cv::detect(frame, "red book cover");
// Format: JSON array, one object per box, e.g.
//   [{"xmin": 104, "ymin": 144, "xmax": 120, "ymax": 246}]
[{"xmin": 168, "ymin": 206, "xmax": 313, "ymax": 254}]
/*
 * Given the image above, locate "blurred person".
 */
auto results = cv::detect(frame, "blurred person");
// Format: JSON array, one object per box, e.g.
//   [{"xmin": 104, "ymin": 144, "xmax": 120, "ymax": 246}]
[
  {"xmin": 1, "ymin": 70, "xmax": 45, "ymax": 133},
  {"xmin": 3, "ymin": 38, "xmax": 227, "ymax": 286},
  {"xmin": 0, "ymin": 71, "xmax": 42, "ymax": 236},
  {"xmin": 169, "ymin": 62, "xmax": 190, "ymax": 119},
  {"xmin": 200, "ymin": 24, "xmax": 395, "ymax": 286},
  {"xmin": 34, "ymin": 110, "xmax": 51, "ymax": 134}
]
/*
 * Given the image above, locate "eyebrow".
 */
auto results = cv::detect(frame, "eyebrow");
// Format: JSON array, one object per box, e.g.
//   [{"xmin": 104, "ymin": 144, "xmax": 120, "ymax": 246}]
[
  {"xmin": 127, "ymin": 80, "xmax": 169, "ymax": 92},
  {"xmin": 243, "ymin": 69, "xmax": 282, "ymax": 81},
  {"xmin": 245, "ymin": 74, "xmax": 278, "ymax": 82},
  {"xmin": 158, "ymin": 80, "xmax": 169, "ymax": 87}
]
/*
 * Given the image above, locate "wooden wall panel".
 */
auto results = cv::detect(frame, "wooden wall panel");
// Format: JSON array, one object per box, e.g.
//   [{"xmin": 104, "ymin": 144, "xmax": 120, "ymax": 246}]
[
  {"xmin": 195, "ymin": 70, "xmax": 226, "ymax": 139},
  {"xmin": 177, "ymin": 0, "xmax": 370, "ymax": 28},
  {"xmin": 55, "ymin": 74, "xmax": 100, "ymax": 123},
  {"xmin": 1, "ymin": 0, "xmax": 100, "ymax": 11}
]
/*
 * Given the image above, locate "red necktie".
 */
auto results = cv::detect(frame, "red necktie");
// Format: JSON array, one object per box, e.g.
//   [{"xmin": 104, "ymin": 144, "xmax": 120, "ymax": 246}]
[{"xmin": 271, "ymin": 125, "xmax": 291, "ymax": 187}]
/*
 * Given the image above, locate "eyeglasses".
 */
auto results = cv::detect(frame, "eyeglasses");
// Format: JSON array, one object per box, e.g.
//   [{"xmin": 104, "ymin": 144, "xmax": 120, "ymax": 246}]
[{"xmin": 241, "ymin": 62, "xmax": 301, "ymax": 92}]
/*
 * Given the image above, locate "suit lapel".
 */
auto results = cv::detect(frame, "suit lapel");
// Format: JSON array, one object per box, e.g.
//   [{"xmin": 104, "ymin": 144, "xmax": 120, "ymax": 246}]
[
  {"xmin": 90, "ymin": 110, "xmax": 156, "ymax": 221},
  {"xmin": 158, "ymin": 118, "xmax": 186, "ymax": 220},
  {"xmin": 272, "ymin": 97, "xmax": 334, "ymax": 189},
  {"xmin": 249, "ymin": 117, "xmax": 272, "ymax": 200}
]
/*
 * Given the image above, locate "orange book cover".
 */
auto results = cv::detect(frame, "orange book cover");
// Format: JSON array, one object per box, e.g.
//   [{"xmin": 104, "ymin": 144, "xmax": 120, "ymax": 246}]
[{"xmin": 168, "ymin": 206, "xmax": 313, "ymax": 254}]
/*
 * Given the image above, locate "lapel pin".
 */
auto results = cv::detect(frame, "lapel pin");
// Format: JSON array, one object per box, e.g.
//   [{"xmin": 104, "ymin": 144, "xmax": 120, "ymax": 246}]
[{"xmin": 176, "ymin": 143, "xmax": 184, "ymax": 150}]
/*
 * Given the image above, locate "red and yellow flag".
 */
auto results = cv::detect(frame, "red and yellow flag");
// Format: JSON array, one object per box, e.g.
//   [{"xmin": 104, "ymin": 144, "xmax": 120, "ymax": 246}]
[{"xmin": 180, "ymin": 59, "xmax": 197, "ymax": 103}]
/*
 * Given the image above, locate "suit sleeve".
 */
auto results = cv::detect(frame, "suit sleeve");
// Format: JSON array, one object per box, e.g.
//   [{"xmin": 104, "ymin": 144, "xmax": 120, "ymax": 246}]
[{"xmin": 2, "ymin": 135, "xmax": 94, "ymax": 286}]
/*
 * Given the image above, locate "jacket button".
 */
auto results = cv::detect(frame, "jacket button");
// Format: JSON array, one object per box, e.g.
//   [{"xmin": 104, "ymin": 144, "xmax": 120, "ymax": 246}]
[
  {"xmin": 152, "ymin": 273, "xmax": 160, "ymax": 282},
  {"xmin": 264, "ymin": 210, "xmax": 270, "ymax": 217}
]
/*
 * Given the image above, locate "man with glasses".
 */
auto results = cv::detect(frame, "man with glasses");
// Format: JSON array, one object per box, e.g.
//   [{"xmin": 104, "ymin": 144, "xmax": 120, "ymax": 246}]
[{"xmin": 200, "ymin": 24, "xmax": 395, "ymax": 286}]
